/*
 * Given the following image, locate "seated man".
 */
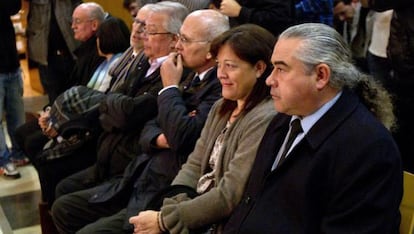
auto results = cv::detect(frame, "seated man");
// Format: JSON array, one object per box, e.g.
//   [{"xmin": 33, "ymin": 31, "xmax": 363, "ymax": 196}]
[
  {"xmin": 51, "ymin": 9, "xmax": 229, "ymax": 233},
  {"xmin": 224, "ymin": 23, "xmax": 402, "ymax": 233},
  {"xmin": 34, "ymin": 1, "xmax": 189, "ymax": 210}
]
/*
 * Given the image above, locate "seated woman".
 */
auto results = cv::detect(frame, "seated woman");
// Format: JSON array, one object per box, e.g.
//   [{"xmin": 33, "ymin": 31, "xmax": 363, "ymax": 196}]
[
  {"xmin": 129, "ymin": 24, "xmax": 277, "ymax": 233},
  {"xmin": 86, "ymin": 17, "xmax": 130, "ymax": 92}
]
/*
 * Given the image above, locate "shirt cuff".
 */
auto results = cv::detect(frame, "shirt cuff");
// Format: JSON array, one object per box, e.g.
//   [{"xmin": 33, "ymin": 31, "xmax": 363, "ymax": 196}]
[{"xmin": 158, "ymin": 85, "xmax": 179, "ymax": 95}]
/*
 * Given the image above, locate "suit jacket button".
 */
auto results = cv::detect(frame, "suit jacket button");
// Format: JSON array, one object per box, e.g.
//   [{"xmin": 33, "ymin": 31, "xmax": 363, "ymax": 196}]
[{"xmin": 245, "ymin": 196, "xmax": 251, "ymax": 204}]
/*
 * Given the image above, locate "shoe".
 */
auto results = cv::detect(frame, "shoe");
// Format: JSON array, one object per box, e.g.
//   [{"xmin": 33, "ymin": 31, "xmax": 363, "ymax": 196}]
[
  {"xmin": 0, "ymin": 162, "xmax": 21, "ymax": 179},
  {"xmin": 10, "ymin": 156, "xmax": 30, "ymax": 167},
  {"xmin": 9, "ymin": 151, "xmax": 30, "ymax": 167}
]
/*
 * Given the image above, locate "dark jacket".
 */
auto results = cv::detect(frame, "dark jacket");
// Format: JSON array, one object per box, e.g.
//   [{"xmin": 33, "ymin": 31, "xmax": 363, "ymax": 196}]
[
  {"xmin": 89, "ymin": 68, "xmax": 222, "ymax": 231},
  {"xmin": 230, "ymin": 0, "xmax": 296, "ymax": 36},
  {"xmin": 66, "ymin": 35, "xmax": 105, "ymax": 91},
  {"xmin": 224, "ymin": 89, "xmax": 402, "ymax": 234},
  {"xmin": 0, "ymin": 0, "xmax": 21, "ymax": 73},
  {"xmin": 92, "ymin": 54, "xmax": 164, "ymax": 181}
]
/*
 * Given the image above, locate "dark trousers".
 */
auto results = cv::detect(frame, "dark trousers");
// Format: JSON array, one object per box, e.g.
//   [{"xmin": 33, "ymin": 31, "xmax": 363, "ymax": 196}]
[
  {"xmin": 55, "ymin": 165, "xmax": 99, "ymax": 200},
  {"xmin": 15, "ymin": 119, "xmax": 49, "ymax": 162},
  {"xmin": 367, "ymin": 51, "xmax": 392, "ymax": 87},
  {"xmin": 51, "ymin": 185, "xmax": 129, "ymax": 233},
  {"xmin": 15, "ymin": 119, "xmax": 98, "ymax": 206},
  {"xmin": 387, "ymin": 73, "xmax": 414, "ymax": 173}
]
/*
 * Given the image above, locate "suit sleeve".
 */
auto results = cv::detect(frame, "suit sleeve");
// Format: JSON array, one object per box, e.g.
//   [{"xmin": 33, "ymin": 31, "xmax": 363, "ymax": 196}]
[
  {"xmin": 156, "ymin": 84, "xmax": 221, "ymax": 157},
  {"xmin": 235, "ymin": 0, "xmax": 294, "ymax": 35}
]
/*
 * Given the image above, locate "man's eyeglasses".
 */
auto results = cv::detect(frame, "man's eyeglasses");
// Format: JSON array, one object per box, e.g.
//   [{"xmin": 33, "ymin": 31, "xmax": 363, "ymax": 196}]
[
  {"xmin": 141, "ymin": 26, "xmax": 172, "ymax": 36},
  {"xmin": 176, "ymin": 33, "xmax": 209, "ymax": 44},
  {"xmin": 144, "ymin": 31, "xmax": 172, "ymax": 36},
  {"xmin": 133, "ymin": 19, "xmax": 146, "ymax": 26},
  {"xmin": 71, "ymin": 18, "xmax": 93, "ymax": 25}
]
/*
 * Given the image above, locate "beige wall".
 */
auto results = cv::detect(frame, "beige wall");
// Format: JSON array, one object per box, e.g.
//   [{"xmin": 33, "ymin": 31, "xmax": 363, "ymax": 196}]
[{"xmin": 85, "ymin": 0, "xmax": 133, "ymax": 29}]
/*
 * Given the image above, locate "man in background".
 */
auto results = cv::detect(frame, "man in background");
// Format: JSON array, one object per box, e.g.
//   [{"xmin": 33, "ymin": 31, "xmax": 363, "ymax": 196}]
[{"xmin": 0, "ymin": 0, "xmax": 25, "ymax": 179}]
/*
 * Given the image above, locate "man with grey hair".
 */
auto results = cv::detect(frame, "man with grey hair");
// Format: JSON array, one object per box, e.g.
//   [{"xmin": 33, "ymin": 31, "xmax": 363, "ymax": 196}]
[
  {"xmin": 52, "ymin": 8, "xmax": 229, "ymax": 234},
  {"xmin": 224, "ymin": 23, "xmax": 402, "ymax": 233}
]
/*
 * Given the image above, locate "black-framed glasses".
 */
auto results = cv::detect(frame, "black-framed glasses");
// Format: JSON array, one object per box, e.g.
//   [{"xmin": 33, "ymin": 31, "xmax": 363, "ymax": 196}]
[{"xmin": 177, "ymin": 33, "xmax": 209, "ymax": 44}]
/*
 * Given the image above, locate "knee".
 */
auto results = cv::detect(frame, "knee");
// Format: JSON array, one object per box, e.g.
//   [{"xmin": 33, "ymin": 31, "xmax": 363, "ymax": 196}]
[
  {"xmin": 51, "ymin": 195, "xmax": 71, "ymax": 232},
  {"xmin": 55, "ymin": 180, "xmax": 65, "ymax": 200}
]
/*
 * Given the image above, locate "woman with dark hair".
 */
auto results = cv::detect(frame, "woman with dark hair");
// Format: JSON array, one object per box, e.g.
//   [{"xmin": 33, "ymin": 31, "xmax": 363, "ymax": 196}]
[
  {"xmin": 129, "ymin": 24, "xmax": 277, "ymax": 234},
  {"xmin": 87, "ymin": 17, "xmax": 130, "ymax": 92}
]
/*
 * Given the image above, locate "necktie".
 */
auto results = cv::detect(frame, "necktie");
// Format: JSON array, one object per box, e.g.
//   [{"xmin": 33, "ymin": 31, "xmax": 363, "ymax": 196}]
[
  {"xmin": 190, "ymin": 75, "xmax": 201, "ymax": 87},
  {"xmin": 277, "ymin": 119, "xmax": 303, "ymax": 167}
]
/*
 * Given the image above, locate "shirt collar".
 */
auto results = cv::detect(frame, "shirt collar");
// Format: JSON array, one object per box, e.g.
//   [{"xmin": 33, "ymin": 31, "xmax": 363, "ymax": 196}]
[{"xmin": 293, "ymin": 91, "xmax": 342, "ymax": 134}]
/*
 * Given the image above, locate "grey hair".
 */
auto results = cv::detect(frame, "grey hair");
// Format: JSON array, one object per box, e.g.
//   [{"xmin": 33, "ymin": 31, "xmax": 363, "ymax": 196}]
[
  {"xmin": 189, "ymin": 10, "xmax": 230, "ymax": 41},
  {"xmin": 279, "ymin": 23, "xmax": 396, "ymax": 131},
  {"xmin": 279, "ymin": 23, "xmax": 359, "ymax": 90},
  {"xmin": 153, "ymin": 1, "xmax": 189, "ymax": 34},
  {"xmin": 138, "ymin": 2, "xmax": 157, "ymax": 14},
  {"xmin": 80, "ymin": 2, "xmax": 106, "ymax": 23}
]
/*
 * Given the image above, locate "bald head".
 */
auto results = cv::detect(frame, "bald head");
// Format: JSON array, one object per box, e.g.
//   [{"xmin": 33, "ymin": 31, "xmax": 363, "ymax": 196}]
[
  {"xmin": 175, "ymin": 9, "xmax": 229, "ymax": 73},
  {"xmin": 71, "ymin": 2, "xmax": 106, "ymax": 41},
  {"xmin": 184, "ymin": 9, "xmax": 229, "ymax": 41}
]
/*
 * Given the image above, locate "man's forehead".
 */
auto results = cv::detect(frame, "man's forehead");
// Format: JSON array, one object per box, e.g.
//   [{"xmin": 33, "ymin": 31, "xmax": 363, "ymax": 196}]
[
  {"xmin": 271, "ymin": 38, "xmax": 300, "ymax": 61},
  {"xmin": 73, "ymin": 8, "xmax": 88, "ymax": 18},
  {"xmin": 146, "ymin": 12, "xmax": 166, "ymax": 22}
]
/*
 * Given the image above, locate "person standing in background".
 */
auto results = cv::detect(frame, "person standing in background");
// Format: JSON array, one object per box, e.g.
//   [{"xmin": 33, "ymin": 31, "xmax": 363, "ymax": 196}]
[
  {"xmin": 0, "ymin": 0, "xmax": 25, "ymax": 179},
  {"xmin": 361, "ymin": 0, "xmax": 414, "ymax": 173},
  {"xmin": 26, "ymin": 0, "xmax": 81, "ymax": 104},
  {"xmin": 216, "ymin": 0, "xmax": 295, "ymax": 36},
  {"xmin": 367, "ymin": 10, "xmax": 393, "ymax": 85},
  {"xmin": 123, "ymin": 0, "xmax": 141, "ymax": 18}
]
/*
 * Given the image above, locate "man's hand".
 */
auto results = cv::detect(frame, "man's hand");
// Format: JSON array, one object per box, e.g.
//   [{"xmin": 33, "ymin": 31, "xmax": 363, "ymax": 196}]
[
  {"xmin": 38, "ymin": 108, "xmax": 51, "ymax": 130},
  {"xmin": 38, "ymin": 107, "xmax": 58, "ymax": 138},
  {"xmin": 160, "ymin": 52, "xmax": 183, "ymax": 87},
  {"xmin": 129, "ymin": 210, "xmax": 162, "ymax": 234},
  {"xmin": 155, "ymin": 133, "xmax": 170, "ymax": 149},
  {"xmin": 219, "ymin": 0, "xmax": 242, "ymax": 17}
]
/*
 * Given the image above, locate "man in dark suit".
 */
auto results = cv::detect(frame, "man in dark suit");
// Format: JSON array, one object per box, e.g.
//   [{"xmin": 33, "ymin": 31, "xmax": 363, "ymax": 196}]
[
  {"xmin": 51, "ymin": 9, "xmax": 229, "ymax": 233},
  {"xmin": 224, "ymin": 23, "xmax": 402, "ymax": 233}
]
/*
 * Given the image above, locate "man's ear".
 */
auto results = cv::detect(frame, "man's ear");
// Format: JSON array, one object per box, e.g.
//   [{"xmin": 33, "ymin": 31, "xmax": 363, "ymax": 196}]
[
  {"xmin": 92, "ymin": 20, "xmax": 100, "ymax": 32},
  {"xmin": 206, "ymin": 52, "xmax": 212, "ymax": 60},
  {"xmin": 315, "ymin": 63, "xmax": 330, "ymax": 90}
]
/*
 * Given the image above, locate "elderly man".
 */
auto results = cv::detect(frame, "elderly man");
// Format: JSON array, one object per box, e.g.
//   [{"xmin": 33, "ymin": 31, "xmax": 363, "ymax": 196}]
[
  {"xmin": 224, "ymin": 23, "xmax": 402, "ymax": 233},
  {"xmin": 32, "ymin": 0, "xmax": 187, "ymax": 209},
  {"xmin": 15, "ymin": 2, "xmax": 107, "ymax": 165},
  {"xmin": 52, "ymin": 9, "xmax": 229, "ymax": 234},
  {"xmin": 67, "ymin": 2, "xmax": 107, "ymax": 89}
]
